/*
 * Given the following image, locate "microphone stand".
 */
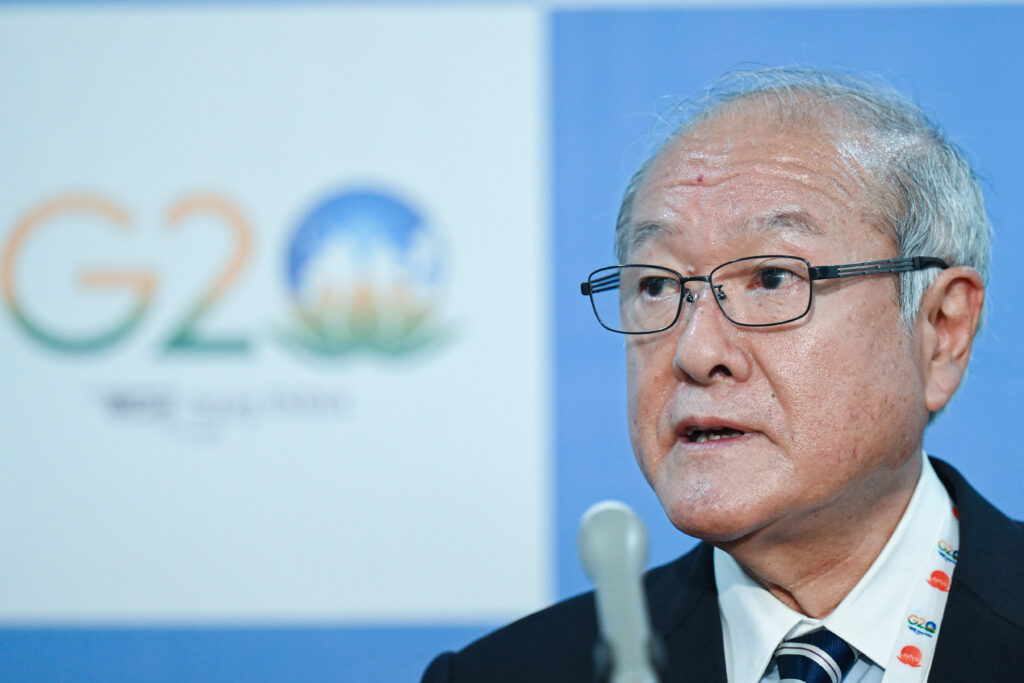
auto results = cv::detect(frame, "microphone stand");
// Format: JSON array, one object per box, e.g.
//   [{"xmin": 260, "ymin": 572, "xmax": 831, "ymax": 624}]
[{"xmin": 578, "ymin": 501, "xmax": 666, "ymax": 683}]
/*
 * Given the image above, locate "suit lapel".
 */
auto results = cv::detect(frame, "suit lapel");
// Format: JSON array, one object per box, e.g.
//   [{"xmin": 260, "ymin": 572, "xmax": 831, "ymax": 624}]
[
  {"xmin": 646, "ymin": 543, "xmax": 728, "ymax": 683},
  {"xmin": 928, "ymin": 458, "xmax": 1024, "ymax": 681}
]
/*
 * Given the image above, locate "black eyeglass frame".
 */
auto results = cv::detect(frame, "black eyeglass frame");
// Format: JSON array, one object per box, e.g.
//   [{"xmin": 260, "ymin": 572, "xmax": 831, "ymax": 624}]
[{"xmin": 580, "ymin": 255, "xmax": 950, "ymax": 334}]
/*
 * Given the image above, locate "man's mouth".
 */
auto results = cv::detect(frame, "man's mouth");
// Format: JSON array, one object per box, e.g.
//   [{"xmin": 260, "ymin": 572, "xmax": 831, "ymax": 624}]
[{"xmin": 684, "ymin": 427, "xmax": 747, "ymax": 443}]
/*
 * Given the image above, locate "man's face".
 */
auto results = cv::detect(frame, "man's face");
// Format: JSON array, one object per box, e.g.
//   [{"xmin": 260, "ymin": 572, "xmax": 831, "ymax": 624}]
[{"xmin": 625, "ymin": 110, "xmax": 930, "ymax": 545}]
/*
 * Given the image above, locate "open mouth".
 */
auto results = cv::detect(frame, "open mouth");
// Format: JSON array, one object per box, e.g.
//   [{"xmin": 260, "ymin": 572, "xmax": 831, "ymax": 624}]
[{"xmin": 685, "ymin": 427, "xmax": 746, "ymax": 443}]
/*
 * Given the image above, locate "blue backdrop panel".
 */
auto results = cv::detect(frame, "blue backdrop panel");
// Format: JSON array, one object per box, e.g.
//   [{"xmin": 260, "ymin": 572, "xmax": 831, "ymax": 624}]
[
  {"xmin": 0, "ymin": 625, "xmax": 488, "ymax": 682},
  {"xmin": 553, "ymin": 4, "xmax": 1024, "ymax": 599}
]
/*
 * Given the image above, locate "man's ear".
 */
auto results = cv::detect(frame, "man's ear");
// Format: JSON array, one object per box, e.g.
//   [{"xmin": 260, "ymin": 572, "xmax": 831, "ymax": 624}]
[{"xmin": 917, "ymin": 266, "xmax": 985, "ymax": 412}]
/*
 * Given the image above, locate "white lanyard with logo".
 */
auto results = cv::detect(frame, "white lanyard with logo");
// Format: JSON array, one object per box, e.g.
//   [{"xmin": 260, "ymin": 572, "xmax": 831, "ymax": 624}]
[{"xmin": 880, "ymin": 503, "xmax": 960, "ymax": 682}]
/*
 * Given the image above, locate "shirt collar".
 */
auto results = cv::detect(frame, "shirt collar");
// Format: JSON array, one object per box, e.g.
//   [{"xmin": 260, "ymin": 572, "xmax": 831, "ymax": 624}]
[{"xmin": 714, "ymin": 451, "xmax": 953, "ymax": 683}]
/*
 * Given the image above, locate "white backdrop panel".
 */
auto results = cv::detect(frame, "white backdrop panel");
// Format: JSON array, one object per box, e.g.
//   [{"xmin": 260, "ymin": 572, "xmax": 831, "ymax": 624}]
[{"xmin": 0, "ymin": 5, "xmax": 550, "ymax": 624}]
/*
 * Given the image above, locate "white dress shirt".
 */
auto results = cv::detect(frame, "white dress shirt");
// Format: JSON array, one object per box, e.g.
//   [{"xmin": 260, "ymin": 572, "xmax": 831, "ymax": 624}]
[{"xmin": 714, "ymin": 451, "xmax": 953, "ymax": 683}]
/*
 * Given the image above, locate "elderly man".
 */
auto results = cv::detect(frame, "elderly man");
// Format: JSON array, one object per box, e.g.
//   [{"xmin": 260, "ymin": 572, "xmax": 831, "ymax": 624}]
[{"xmin": 423, "ymin": 68, "xmax": 1023, "ymax": 682}]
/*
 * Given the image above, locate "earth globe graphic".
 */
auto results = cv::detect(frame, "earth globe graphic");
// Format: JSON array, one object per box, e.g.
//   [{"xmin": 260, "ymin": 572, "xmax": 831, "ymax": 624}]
[{"xmin": 283, "ymin": 189, "xmax": 445, "ymax": 356}]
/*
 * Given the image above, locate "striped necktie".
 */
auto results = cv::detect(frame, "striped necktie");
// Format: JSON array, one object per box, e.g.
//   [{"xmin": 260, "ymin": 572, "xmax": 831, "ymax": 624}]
[{"xmin": 774, "ymin": 628, "xmax": 858, "ymax": 683}]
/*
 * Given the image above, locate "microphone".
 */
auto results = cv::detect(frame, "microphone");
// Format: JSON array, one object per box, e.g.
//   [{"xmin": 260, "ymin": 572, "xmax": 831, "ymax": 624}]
[{"xmin": 577, "ymin": 501, "xmax": 661, "ymax": 683}]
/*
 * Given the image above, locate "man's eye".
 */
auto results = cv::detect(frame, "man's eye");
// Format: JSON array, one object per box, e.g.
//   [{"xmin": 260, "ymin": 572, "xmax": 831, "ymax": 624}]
[
  {"xmin": 639, "ymin": 277, "xmax": 675, "ymax": 298},
  {"xmin": 756, "ymin": 266, "xmax": 797, "ymax": 290}
]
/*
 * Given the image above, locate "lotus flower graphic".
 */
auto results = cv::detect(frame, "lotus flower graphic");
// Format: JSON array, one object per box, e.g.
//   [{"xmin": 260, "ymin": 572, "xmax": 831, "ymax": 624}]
[{"xmin": 281, "ymin": 189, "xmax": 447, "ymax": 357}]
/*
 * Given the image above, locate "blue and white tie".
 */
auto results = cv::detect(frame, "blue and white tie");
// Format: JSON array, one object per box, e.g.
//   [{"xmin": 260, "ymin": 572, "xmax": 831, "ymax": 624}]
[{"xmin": 774, "ymin": 629, "xmax": 857, "ymax": 683}]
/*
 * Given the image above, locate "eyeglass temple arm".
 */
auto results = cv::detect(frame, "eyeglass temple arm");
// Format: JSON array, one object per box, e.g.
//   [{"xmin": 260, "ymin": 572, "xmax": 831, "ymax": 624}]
[
  {"xmin": 808, "ymin": 256, "xmax": 949, "ymax": 281},
  {"xmin": 581, "ymin": 272, "xmax": 620, "ymax": 296}
]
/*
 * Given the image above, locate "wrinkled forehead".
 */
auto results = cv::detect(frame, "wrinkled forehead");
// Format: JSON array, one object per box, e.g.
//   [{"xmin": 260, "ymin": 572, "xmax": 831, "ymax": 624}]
[
  {"xmin": 625, "ymin": 98, "xmax": 891, "ymax": 258},
  {"xmin": 655, "ymin": 94, "xmax": 881, "ymax": 186}
]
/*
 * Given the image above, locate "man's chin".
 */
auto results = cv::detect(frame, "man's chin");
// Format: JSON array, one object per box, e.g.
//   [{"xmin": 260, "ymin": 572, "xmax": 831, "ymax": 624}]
[{"xmin": 661, "ymin": 500, "xmax": 763, "ymax": 545}]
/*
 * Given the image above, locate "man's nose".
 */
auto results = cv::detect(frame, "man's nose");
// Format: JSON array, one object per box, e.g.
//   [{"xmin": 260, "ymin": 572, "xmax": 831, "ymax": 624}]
[{"xmin": 672, "ymin": 284, "xmax": 752, "ymax": 385}]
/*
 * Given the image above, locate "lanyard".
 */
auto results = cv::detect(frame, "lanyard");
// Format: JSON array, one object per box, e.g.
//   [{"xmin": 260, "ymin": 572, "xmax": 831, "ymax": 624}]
[{"xmin": 881, "ymin": 504, "xmax": 960, "ymax": 682}]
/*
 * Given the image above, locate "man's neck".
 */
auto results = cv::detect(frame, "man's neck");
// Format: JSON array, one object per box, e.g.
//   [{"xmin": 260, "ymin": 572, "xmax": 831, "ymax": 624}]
[{"xmin": 717, "ymin": 452, "xmax": 922, "ymax": 618}]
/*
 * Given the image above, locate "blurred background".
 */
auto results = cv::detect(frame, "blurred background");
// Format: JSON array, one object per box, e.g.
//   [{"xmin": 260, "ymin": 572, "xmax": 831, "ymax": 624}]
[{"xmin": 1, "ymin": 1, "xmax": 1022, "ymax": 680}]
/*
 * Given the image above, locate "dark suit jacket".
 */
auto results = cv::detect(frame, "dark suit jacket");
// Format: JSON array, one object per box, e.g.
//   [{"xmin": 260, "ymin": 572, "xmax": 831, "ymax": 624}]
[{"xmin": 422, "ymin": 458, "xmax": 1024, "ymax": 682}]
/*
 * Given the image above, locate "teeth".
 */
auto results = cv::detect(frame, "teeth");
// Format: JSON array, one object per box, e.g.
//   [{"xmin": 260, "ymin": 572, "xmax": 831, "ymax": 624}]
[{"xmin": 689, "ymin": 428, "xmax": 744, "ymax": 443}]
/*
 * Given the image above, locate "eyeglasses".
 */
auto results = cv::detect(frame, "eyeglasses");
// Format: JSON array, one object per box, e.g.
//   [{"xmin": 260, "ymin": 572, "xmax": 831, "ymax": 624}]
[{"xmin": 580, "ymin": 255, "xmax": 949, "ymax": 334}]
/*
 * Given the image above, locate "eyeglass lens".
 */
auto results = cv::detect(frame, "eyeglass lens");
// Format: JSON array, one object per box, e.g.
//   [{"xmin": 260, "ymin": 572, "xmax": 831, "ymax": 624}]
[{"xmin": 589, "ymin": 256, "xmax": 814, "ymax": 333}]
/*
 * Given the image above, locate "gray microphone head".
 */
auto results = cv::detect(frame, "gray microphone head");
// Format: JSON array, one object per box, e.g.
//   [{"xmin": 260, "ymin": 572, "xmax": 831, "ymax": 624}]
[
  {"xmin": 578, "ymin": 501, "xmax": 658, "ymax": 683},
  {"xmin": 578, "ymin": 501, "xmax": 649, "ymax": 582}
]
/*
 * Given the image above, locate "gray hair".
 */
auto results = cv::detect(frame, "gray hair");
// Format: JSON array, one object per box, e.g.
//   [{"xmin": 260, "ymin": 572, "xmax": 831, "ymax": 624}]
[{"xmin": 615, "ymin": 67, "xmax": 991, "ymax": 332}]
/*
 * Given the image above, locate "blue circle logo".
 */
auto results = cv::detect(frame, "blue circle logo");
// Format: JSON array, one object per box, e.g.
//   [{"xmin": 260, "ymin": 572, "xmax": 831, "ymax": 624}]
[{"xmin": 281, "ymin": 189, "xmax": 447, "ymax": 357}]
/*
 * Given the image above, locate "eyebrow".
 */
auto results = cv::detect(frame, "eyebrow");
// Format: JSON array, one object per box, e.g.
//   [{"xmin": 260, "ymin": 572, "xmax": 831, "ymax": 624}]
[
  {"xmin": 747, "ymin": 209, "xmax": 824, "ymax": 236},
  {"xmin": 624, "ymin": 208, "xmax": 822, "ymax": 256},
  {"xmin": 624, "ymin": 222, "xmax": 672, "ymax": 257}
]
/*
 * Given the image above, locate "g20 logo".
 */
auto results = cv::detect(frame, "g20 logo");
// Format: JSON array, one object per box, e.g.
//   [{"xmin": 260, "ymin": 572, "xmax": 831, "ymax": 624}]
[
  {"xmin": 2, "ymin": 193, "xmax": 251, "ymax": 354},
  {"xmin": 280, "ymin": 190, "xmax": 448, "ymax": 357},
  {"xmin": 937, "ymin": 540, "xmax": 959, "ymax": 564},
  {"xmin": 2, "ymin": 189, "xmax": 447, "ymax": 357},
  {"xmin": 907, "ymin": 614, "xmax": 937, "ymax": 637}
]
